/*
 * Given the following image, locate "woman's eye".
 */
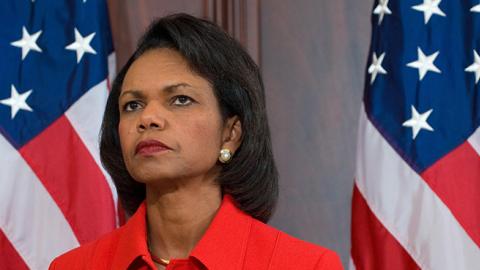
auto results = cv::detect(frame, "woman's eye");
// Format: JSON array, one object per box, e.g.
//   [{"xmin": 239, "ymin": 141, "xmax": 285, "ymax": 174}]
[
  {"xmin": 172, "ymin": 95, "xmax": 194, "ymax": 106},
  {"xmin": 123, "ymin": 101, "xmax": 142, "ymax": 112}
]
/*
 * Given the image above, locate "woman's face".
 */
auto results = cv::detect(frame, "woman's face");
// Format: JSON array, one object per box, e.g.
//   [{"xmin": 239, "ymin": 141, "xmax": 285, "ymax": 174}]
[{"xmin": 118, "ymin": 48, "xmax": 230, "ymax": 185}]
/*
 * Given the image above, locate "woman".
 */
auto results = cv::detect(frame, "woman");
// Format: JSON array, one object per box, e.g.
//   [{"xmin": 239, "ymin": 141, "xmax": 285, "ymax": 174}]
[{"xmin": 49, "ymin": 14, "xmax": 343, "ymax": 270}]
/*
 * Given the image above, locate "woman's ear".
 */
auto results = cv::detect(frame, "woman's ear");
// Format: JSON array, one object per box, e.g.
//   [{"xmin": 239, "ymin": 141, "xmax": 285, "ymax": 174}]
[{"xmin": 221, "ymin": 115, "xmax": 243, "ymax": 153}]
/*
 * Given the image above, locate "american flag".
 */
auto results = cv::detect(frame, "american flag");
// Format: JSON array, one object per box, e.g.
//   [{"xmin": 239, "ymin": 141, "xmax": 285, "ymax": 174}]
[
  {"xmin": 351, "ymin": 0, "xmax": 480, "ymax": 269},
  {"xmin": 0, "ymin": 0, "xmax": 119, "ymax": 269}
]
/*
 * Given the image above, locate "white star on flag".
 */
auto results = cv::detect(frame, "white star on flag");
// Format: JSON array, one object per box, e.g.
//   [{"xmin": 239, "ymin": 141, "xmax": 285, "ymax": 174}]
[
  {"xmin": 471, "ymin": 4, "xmax": 480, "ymax": 13},
  {"xmin": 407, "ymin": 47, "xmax": 441, "ymax": 81},
  {"xmin": 412, "ymin": 0, "xmax": 446, "ymax": 24},
  {"xmin": 368, "ymin": 52, "xmax": 387, "ymax": 84},
  {"xmin": 373, "ymin": 0, "xmax": 392, "ymax": 25},
  {"xmin": 465, "ymin": 50, "xmax": 480, "ymax": 84},
  {"xmin": 10, "ymin": 26, "xmax": 43, "ymax": 60},
  {"xmin": 65, "ymin": 28, "xmax": 97, "ymax": 63},
  {"xmin": 0, "ymin": 85, "xmax": 34, "ymax": 119},
  {"xmin": 402, "ymin": 105, "xmax": 434, "ymax": 140}
]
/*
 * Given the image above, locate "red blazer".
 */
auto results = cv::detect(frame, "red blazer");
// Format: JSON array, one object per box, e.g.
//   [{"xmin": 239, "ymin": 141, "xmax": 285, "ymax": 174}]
[{"xmin": 49, "ymin": 195, "xmax": 343, "ymax": 269}]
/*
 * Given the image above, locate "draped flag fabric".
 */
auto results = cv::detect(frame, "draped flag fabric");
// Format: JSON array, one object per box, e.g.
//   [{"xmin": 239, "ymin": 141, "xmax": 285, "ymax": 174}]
[
  {"xmin": 0, "ymin": 1, "xmax": 118, "ymax": 269},
  {"xmin": 351, "ymin": 0, "xmax": 480, "ymax": 269}
]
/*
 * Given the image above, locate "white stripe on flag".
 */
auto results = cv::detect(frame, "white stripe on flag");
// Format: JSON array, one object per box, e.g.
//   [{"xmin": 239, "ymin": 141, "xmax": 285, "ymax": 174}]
[
  {"xmin": 467, "ymin": 126, "xmax": 480, "ymax": 156},
  {"xmin": 0, "ymin": 135, "xmax": 79, "ymax": 270},
  {"xmin": 348, "ymin": 257, "xmax": 356, "ymax": 270},
  {"xmin": 65, "ymin": 79, "xmax": 118, "ymax": 220},
  {"xmin": 355, "ymin": 106, "xmax": 480, "ymax": 270}
]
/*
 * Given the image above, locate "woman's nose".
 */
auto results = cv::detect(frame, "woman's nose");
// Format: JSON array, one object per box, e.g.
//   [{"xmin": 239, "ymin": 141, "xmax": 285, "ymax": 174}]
[{"xmin": 137, "ymin": 102, "xmax": 166, "ymax": 132}]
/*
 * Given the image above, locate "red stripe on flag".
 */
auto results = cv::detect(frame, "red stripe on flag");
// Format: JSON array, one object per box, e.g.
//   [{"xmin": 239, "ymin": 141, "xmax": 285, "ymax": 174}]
[
  {"xmin": 351, "ymin": 184, "xmax": 420, "ymax": 270},
  {"xmin": 0, "ymin": 229, "xmax": 28, "ymax": 270},
  {"xmin": 421, "ymin": 141, "xmax": 480, "ymax": 247},
  {"xmin": 19, "ymin": 116, "xmax": 116, "ymax": 244}
]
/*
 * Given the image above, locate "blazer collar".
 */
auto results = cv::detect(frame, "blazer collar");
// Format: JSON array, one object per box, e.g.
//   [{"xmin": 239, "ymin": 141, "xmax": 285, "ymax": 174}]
[
  {"xmin": 190, "ymin": 195, "xmax": 253, "ymax": 269},
  {"xmin": 112, "ymin": 195, "xmax": 253, "ymax": 270},
  {"xmin": 112, "ymin": 201, "xmax": 154, "ymax": 269}
]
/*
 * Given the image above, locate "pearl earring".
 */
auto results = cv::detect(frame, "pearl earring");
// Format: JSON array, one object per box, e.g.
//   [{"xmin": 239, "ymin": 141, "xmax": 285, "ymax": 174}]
[{"xmin": 218, "ymin": 149, "xmax": 232, "ymax": 163}]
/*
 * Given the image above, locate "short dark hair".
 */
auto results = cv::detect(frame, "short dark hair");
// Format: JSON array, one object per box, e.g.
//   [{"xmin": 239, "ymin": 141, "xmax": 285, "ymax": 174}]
[{"xmin": 100, "ymin": 13, "xmax": 278, "ymax": 223}]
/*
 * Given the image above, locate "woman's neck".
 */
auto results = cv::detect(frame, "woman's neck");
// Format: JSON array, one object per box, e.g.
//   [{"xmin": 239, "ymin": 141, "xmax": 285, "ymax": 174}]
[{"xmin": 145, "ymin": 180, "xmax": 222, "ymax": 261}]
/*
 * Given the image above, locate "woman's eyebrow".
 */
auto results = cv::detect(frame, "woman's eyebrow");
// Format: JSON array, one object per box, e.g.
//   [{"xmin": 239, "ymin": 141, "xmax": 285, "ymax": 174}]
[
  {"xmin": 120, "ymin": 83, "xmax": 193, "ymax": 98},
  {"xmin": 163, "ymin": 83, "xmax": 193, "ymax": 94},
  {"xmin": 119, "ymin": 89, "xmax": 144, "ymax": 99}
]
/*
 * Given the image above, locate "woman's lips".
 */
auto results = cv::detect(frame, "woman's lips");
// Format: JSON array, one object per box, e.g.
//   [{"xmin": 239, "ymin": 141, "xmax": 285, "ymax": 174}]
[{"xmin": 135, "ymin": 139, "xmax": 171, "ymax": 155}]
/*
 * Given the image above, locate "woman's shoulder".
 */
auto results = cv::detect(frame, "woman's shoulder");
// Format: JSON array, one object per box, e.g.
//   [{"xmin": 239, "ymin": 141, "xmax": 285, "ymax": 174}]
[
  {"xmin": 48, "ymin": 227, "xmax": 123, "ymax": 270},
  {"xmin": 249, "ymin": 219, "xmax": 344, "ymax": 269}
]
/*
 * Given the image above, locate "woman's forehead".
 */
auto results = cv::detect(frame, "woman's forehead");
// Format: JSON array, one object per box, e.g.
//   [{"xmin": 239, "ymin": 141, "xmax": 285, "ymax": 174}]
[{"xmin": 121, "ymin": 49, "xmax": 209, "ymax": 94}]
